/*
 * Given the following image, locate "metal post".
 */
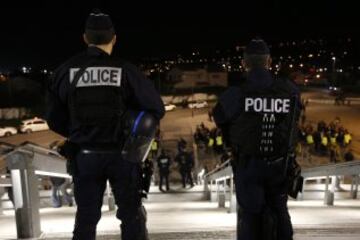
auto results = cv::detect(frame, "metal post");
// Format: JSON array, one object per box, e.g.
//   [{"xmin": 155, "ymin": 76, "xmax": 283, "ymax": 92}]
[
  {"xmin": 216, "ymin": 180, "xmax": 219, "ymax": 200},
  {"xmin": 203, "ymin": 176, "xmax": 211, "ymax": 200},
  {"xmin": 106, "ymin": 181, "xmax": 115, "ymax": 211},
  {"xmin": 228, "ymin": 174, "xmax": 237, "ymax": 213},
  {"xmin": 351, "ymin": 175, "xmax": 359, "ymax": 199},
  {"xmin": 7, "ymin": 151, "xmax": 42, "ymax": 239},
  {"xmin": 0, "ymin": 190, "xmax": 3, "ymax": 215},
  {"xmin": 218, "ymin": 179, "xmax": 225, "ymax": 208},
  {"xmin": 223, "ymin": 179, "xmax": 226, "ymax": 198},
  {"xmin": 325, "ymin": 175, "xmax": 335, "ymax": 206},
  {"xmin": 210, "ymin": 180, "xmax": 217, "ymax": 202}
]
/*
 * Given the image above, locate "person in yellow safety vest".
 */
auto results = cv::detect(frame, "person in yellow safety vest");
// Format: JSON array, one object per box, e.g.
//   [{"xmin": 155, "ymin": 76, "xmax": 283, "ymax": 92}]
[
  {"xmin": 216, "ymin": 135, "xmax": 223, "ymax": 146},
  {"xmin": 321, "ymin": 135, "xmax": 328, "ymax": 146},
  {"xmin": 214, "ymin": 135, "xmax": 224, "ymax": 154},
  {"xmin": 318, "ymin": 133, "xmax": 329, "ymax": 155},
  {"xmin": 344, "ymin": 131, "xmax": 352, "ymax": 145},
  {"xmin": 306, "ymin": 134, "xmax": 314, "ymax": 145},
  {"xmin": 330, "ymin": 133, "xmax": 337, "ymax": 146},
  {"xmin": 151, "ymin": 140, "xmax": 159, "ymax": 157},
  {"xmin": 208, "ymin": 137, "xmax": 214, "ymax": 147}
]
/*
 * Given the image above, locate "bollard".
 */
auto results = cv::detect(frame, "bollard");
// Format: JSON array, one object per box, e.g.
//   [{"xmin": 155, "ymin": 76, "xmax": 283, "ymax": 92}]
[{"xmin": 7, "ymin": 152, "xmax": 42, "ymax": 239}]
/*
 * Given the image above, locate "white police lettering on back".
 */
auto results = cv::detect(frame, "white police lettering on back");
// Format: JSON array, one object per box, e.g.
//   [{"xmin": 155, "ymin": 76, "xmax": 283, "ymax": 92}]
[
  {"xmin": 245, "ymin": 98, "xmax": 290, "ymax": 113},
  {"xmin": 69, "ymin": 67, "xmax": 122, "ymax": 87}
]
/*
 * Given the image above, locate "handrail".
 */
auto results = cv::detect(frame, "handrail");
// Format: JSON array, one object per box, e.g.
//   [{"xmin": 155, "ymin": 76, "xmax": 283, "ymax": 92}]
[
  {"xmin": 302, "ymin": 160, "xmax": 360, "ymax": 178},
  {"xmin": 204, "ymin": 159, "xmax": 231, "ymax": 178},
  {"xmin": 203, "ymin": 158, "xmax": 360, "ymax": 209}
]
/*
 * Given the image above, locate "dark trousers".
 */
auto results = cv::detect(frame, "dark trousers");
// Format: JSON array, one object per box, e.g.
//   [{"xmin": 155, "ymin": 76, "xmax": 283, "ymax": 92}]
[
  {"xmin": 180, "ymin": 169, "xmax": 193, "ymax": 188},
  {"xmin": 159, "ymin": 171, "xmax": 170, "ymax": 191},
  {"xmin": 72, "ymin": 151, "xmax": 148, "ymax": 240},
  {"xmin": 234, "ymin": 156, "xmax": 293, "ymax": 240}
]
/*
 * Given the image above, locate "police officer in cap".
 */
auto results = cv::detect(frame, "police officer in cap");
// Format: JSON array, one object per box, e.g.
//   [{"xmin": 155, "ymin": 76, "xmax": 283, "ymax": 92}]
[
  {"xmin": 213, "ymin": 38, "xmax": 300, "ymax": 240},
  {"xmin": 46, "ymin": 10, "xmax": 164, "ymax": 240},
  {"xmin": 157, "ymin": 149, "xmax": 171, "ymax": 191}
]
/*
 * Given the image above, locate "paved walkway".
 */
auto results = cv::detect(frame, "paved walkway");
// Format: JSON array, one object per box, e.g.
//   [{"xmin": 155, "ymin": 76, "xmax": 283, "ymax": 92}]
[{"xmin": 1, "ymin": 185, "xmax": 360, "ymax": 239}]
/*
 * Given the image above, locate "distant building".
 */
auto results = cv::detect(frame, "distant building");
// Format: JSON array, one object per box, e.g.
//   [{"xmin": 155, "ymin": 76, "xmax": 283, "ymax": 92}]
[{"xmin": 167, "ymin": 65, "xmax": 228, "ymax": 89}]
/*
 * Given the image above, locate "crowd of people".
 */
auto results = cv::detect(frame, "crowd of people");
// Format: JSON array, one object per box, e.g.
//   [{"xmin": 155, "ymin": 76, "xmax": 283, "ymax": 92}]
[
  {"xmin": 194, "ymin": 122, "xmax": 224, "ymax": 155},
  {"xmin": 298, "ymin": 117, "xmax": 354, "ymax": 163}
]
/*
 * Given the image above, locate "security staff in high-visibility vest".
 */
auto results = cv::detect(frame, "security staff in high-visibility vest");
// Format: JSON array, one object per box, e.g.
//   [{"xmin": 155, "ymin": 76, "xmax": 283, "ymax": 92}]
[
  {"xmin": 214, "ymin": 130, "xmax": 224, "ymax": 154},
  {"xmin": 151, "ymin": 139, "xmax": 159, "ymax": 158},
  {"xmin": 213, "ymin": 39, "xmax": 301, "ymax": 240},
  {"xmin": 344, "ymin": 130, "xmax": 352, "ymax": 146},
  {"xmin": 46, "ymin": 10, "xmax": 165, "ymax": 240}
]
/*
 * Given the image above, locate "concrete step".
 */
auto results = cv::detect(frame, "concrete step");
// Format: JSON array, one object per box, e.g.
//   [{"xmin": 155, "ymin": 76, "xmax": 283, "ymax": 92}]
[{"xmin": 33, "ymin": 228, "xmax": 360, "ymax": 240}]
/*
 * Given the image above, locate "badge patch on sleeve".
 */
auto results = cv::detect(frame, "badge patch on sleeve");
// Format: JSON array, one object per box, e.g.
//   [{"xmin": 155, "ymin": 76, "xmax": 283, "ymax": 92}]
[{"xmin": 69, "ymin": 67, "xmax": 122, "ymax": 87}]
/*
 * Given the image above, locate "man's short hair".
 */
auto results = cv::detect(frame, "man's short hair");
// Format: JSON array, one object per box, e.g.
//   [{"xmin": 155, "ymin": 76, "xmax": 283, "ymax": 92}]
[
  {"xmin": 85, "ymin": 29, "xmax": 115, "ymax": 45},
  {"xmin": 243, "ymin": 54, "xmax": 270, "ymax": 69}
]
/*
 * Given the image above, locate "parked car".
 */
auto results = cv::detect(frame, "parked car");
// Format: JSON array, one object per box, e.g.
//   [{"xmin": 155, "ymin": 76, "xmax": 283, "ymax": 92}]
[
  {"xmin": 188, "ymin": 101, "xmax": 208, "ymax": 109},
  {"xmin": 20, "ymin": 118, "xmax": 49, "ymax": 133},
  {"xmin": 0, "ymin": 126, "xmax": 18, "ymax": 137},
  {"xmin": 165, "ymin": 104, "xmax": 176, "ymax": 111}
]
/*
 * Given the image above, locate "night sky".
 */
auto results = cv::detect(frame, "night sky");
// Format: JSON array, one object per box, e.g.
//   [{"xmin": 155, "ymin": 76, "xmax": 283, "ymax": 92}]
[{"xmin": 0, "ymin": 1, "xmax": 358, "ymax": 69}]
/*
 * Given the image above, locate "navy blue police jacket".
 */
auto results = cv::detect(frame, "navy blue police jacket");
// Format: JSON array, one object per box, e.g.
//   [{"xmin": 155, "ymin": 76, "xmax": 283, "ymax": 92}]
[
  {"xmin": 213, "ymin": 68, "xmax": 300, "ymax": 149},
  {"xmin": 46, "ymin": 47, "xmax": 165, "ymax": 144}
]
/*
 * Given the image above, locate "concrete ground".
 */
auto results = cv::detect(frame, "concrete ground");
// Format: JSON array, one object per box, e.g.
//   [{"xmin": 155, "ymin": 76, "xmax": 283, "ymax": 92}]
[{"xmin": 1, "ymin": 185, "xmax": 360, "ymax": 240}]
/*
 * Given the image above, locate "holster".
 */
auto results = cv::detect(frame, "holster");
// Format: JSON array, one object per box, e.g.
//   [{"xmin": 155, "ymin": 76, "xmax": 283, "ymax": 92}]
[
  {"xmin": 286, "ymin": 156, "xmax": 303, "ymax": 199},
  {"xmin": 58, "ymin": 141, "xmax": 80, "ymax": 176}
]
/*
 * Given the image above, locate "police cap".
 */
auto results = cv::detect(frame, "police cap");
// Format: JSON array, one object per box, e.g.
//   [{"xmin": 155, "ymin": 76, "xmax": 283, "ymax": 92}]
[
  {"xmin": 244, "ymin": 38, "xmax": 270, "ymax": 55},
  {"xmin": 85, "ymin": 9, "xmax": 114, "ymax": 31}
]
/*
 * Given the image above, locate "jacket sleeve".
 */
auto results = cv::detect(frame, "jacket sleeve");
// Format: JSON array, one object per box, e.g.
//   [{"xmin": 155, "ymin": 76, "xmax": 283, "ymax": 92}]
[
  {"xmin": 45, "ymin": 70, "xmax": 70, "ymax": 138},
  {"xmin": 124, "ymin": 63, "xmax": 165, "ymax": 120},
  {"xmin": 213, "ymin": 87, "xmax": 242, "ymax": 126}
]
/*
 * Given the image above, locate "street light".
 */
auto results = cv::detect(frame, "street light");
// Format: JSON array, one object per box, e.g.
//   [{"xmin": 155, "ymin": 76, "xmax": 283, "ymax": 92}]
[{"xmin": 331, "ymin": 57, "xmax": 336, "ymax": 86}]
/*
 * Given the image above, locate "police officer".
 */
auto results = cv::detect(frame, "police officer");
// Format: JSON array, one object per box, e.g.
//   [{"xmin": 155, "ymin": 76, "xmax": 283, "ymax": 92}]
[
  {"xmin": 213, "ymin": 39, "xmax": 300, "ymax": 240},
  {"xmin": 46, "ymin": 10, "xmax": 165, "ymax": 240},
  {"xmin": 175, "ymin": 148, "xmax": 194, "ymax": 188},
  {"xmin": 157, "ymin": 149, "xmax": 171, "ymax": 191}
]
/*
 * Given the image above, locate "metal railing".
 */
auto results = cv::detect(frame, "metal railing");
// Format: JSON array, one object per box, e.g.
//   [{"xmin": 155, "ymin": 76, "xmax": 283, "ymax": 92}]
[
  {"xmin": 203, "ymin": 158, "xmax": 360, "ymax": 213},
  {"xmin": 203, "ymin": 160, "xmax": 236, "ymax": 213},
  {"xmin": 0, "ymin": 141, "xmax": 116, "ymax": 239},
  {"xmin": 301, "ymin": 160, "xmax": 360, "ymax": 205}
]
